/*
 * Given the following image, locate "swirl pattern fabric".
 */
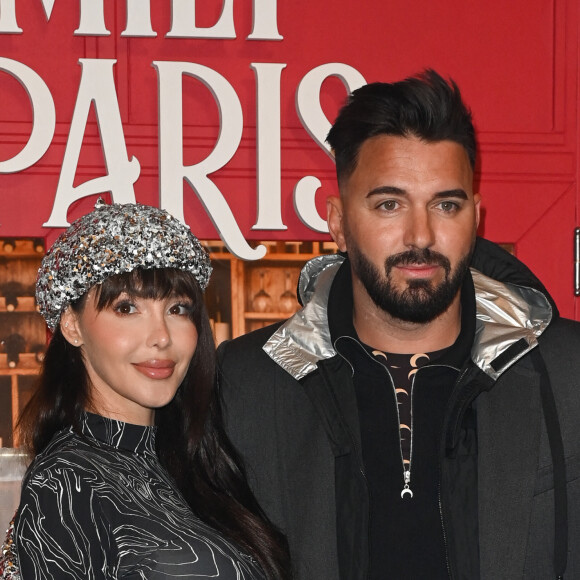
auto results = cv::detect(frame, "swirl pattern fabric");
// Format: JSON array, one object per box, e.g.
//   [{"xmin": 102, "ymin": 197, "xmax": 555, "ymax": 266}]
[{"xmin": 13, "ymin": 413, "xmax": 265, "ymax": 579}]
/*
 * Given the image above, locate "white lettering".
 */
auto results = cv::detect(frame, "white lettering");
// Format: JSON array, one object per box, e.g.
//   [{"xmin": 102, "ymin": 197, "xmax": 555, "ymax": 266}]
[
  {"xmin": 122, "ymin": 0, "xmax": 157, "ymax": 37},
  {"xmin": 296, "ymin": 63, "xmax": 366, "ymax": 157},
  {"xmin": 74, "ymin": 0, "xmax": 110, "ymax": 36},
  {"xmin": 1, "ymin": 0, "xmax": 281, "ymax": 40},
  {"xmin": 293, "ymin": 176, "xmax": 328, "ymax": 233},
  {"xmin": 294, "ymin": 63, "xmax": 366, "ymax": 231},
  {"xmin": 0, "ymin": 58, "xmax": 55, "ymax": 173},
  {"xmin": 44, "ymin": 59, "xmax": 140, "ymax": 226},
  {"xmin": 1, "ymin": 0, "xmax": 109, "ymax": 35},
  {"xmin": 167, "ymin": 0, "xmax": 235, "ymax": 39},
  {"xmin": 154, "ymin": 61, "xmax": 265, "ymax": 260},
  {"xmin": 0, "ymin": 0, "xmax": 22, "ymax": 33},
  {"xmin": 247, "ymin": 0, "xmax": 282, "ymax": 40},
  {"xmin": 251, "ymin": 63, "xmax": 287, "ymax": 230},
  {"xmin": 41, "ymin": 0, "xmax": 56, "ymax": 20}
]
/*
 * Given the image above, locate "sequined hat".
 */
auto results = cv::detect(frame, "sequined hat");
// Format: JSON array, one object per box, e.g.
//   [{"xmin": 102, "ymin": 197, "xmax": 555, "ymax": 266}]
[{"xmin": 36, "ymin": 199, "xmax": 212, "ymax": 331}]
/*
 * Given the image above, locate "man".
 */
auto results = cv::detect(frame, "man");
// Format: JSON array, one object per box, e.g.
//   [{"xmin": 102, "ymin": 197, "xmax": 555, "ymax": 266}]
[{"xmin": 217, "ymin": 70, "xmax": 579, "ymax": 579}]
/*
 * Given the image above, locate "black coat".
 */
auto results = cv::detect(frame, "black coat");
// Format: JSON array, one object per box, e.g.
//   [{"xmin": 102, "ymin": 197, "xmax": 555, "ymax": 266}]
[{"xmin": 218, "ymin": 239, "xmax": 580, "ymax": 579}]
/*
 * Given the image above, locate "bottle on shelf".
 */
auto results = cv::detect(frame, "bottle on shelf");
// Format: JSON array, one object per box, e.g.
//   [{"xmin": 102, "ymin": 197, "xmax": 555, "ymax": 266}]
[
  {"xmin": 2, "ymin": 333, "xmax": 27, "ymax": 368},
  {"xmin": 33, "ymin": 238, "xmax": 45, "ymax": 253},
  {"xmin": 31, "ymin": 343, "xmax": 47, "ymax": 363},
  {"xmin": 2, "ymin": 240, "xmax": 16, "ymax": 253},
  {"xmin": 1, "ymin": 282, "xmax": 27, "ymax": 312}
]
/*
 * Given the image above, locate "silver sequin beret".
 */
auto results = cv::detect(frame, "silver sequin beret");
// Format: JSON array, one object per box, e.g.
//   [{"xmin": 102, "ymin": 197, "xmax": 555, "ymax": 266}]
[{"xmin": 36, "ymin": 199, "xmax": 212, "ymax": 331}]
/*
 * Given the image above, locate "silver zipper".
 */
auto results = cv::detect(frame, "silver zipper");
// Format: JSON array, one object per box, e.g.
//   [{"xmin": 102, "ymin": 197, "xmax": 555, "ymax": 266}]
[
  {"xmin": 350, "ymin": 345, "xmax": 421, "ymax": 499},
  {"xmin": 401, "ymin": 371, "xmax": 417, "ymax": 498},
  {"xmin": 402, "ymin": 363, "xmax": 460, "ymax": 500},
  {"xmin": 336, "ymin": 337, "xmax": 458, "ymax": 506}
]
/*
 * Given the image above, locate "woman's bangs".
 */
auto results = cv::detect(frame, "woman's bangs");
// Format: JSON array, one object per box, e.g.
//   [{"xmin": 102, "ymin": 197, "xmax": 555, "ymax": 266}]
[{"xmin": 94, "ymin": 268, "xmax": 200, "ymax": 310}]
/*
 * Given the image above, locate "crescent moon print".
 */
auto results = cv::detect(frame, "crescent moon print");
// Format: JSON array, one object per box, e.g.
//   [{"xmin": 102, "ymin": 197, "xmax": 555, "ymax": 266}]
[
  {"xmin": 410, "ymin": 353, "xmax": 430, "ymax": 367},
  {"xmin": 372, "ymin": 350, "xmax": 388, "ymax": 361}
]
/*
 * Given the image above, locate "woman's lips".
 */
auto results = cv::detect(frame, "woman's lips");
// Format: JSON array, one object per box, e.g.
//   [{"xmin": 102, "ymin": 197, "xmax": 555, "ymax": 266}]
[{"xmin": 133, "ymin": 360, "xmax": 176, "ymax": 380}]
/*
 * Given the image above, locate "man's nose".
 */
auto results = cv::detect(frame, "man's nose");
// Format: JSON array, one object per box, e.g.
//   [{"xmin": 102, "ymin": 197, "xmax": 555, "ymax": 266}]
[{"xmin": 404, "ymin": 208, "xmax": 435, "ymax": 249}]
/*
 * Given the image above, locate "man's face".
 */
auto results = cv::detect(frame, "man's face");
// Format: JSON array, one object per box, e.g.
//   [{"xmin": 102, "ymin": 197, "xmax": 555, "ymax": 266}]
[{"xmin": 327, "ymin": 134, "xmax": 480, "ymax": 323}]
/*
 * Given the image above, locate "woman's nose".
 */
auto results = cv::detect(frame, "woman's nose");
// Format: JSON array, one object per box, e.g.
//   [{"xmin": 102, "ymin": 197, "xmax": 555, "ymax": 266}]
[{"xmin": 146, "ymin": 313, "xmax": 171, "ymax": 348}]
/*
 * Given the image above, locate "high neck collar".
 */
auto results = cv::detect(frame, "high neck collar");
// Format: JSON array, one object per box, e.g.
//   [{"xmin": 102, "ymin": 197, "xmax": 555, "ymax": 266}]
[{"xmin": 80, "ymin": 412, "xmax": 157, "ymax": 456}]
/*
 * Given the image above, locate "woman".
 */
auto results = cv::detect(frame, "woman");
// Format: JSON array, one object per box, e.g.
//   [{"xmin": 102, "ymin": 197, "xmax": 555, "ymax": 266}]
[{"xmin": 1, "ymin": 199, "xmax": 290, "ymax": 579}]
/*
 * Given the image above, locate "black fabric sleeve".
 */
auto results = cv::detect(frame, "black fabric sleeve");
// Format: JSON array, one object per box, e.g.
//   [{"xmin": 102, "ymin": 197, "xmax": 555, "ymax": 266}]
[{"xmin": 15, "ymin": 466, "xmax": 109, "ymax": 580}]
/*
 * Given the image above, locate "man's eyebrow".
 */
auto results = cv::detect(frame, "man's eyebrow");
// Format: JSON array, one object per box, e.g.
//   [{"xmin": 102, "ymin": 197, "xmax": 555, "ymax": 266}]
[
  {"xmin": 366, "ymin": 186, "xmax": 406, "ymax": 197},
  {"xmin": 366, "ymin": 186, "xmax": 469, "ymax": 199},
  {"xmin": 433, "ymin": 189, "xmax": 469, "ymax": 200}
]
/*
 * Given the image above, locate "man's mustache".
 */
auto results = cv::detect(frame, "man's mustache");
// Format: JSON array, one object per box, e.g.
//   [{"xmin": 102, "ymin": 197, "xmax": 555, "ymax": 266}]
[{"xmin": 385, "ymin": 249, "xmax": 451, "ymax": 275}]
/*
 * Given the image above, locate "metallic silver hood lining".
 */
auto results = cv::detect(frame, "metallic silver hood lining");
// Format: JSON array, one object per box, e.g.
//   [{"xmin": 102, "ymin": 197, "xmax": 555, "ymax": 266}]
[
  {"xmin": 264, "ymin": 255, "xmax": 553, "ymax": 382},
  {"xmin": 471, "ymin": 268, "xmax": 552, "ymax": 380},
  {"xmin": 263, "ymin": 255, "xmax": 343, "ymax": 380},
  {"xmin": 297, "ymin": 254, "xmax": 345, "ymax": 305}
]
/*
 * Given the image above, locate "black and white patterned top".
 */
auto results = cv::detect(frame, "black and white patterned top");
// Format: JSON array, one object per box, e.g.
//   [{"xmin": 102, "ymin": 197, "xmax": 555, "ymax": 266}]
[{"xmin": 13, "ymin": 413, "xmax": 265, "ymax": 579}]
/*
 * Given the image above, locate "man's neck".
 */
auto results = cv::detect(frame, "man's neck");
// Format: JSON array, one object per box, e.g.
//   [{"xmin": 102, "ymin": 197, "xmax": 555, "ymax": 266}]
[{"xmin": 352, "ymin": 283, "xmax": 462, "ymax": 354}]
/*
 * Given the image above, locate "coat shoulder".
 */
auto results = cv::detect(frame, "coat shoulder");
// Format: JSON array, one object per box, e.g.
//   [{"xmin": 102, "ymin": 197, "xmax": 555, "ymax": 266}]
[
  {"xmin": 540, "ymin": 317, "xmax": 580, "ymax": 354},
  {"xmin": 217, "ymin": 322, "xmax": 283, "ymax": 375}
]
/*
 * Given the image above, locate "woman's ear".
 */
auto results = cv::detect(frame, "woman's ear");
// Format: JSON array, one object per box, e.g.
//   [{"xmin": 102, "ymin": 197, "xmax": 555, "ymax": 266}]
[{"xmin": 60, "ymin": 308, "xmax": 83, "ymax": 347}]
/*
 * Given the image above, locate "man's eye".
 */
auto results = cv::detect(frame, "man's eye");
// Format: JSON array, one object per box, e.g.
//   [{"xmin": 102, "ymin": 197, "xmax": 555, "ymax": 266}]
[
  {"xmin": 439, "ymin": 201, "xmax": 459, "ymax": 212},
  {"xmin": 379, "ymin": 200, "xmax": 399, "ymax": 211}
]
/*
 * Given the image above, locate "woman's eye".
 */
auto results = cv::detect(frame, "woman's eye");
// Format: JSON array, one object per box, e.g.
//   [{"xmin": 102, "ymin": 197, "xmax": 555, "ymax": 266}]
[
  {"xmin": 114, "ymin": 301, "xmax": 137, "ymax": 315},
  {"xmin": 169, "ymin": 303, "xmax": 193, "ymax": 316}
]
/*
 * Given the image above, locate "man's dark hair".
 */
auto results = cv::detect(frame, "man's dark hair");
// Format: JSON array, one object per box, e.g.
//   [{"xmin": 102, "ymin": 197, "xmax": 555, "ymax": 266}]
[{"xmin": 326, "ymin": 69, "xmax": 476, "ymax": 185}]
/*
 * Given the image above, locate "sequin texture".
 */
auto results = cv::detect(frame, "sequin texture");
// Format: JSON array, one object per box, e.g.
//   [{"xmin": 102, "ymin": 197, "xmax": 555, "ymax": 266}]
[{"xmin": 36, "ymin": 199, "xmax": 212, "ymax": 330}]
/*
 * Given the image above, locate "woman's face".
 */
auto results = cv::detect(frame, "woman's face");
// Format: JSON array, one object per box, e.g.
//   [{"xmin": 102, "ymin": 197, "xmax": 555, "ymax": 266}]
[{"xmin": 61, "ymin": 289, "xmax": 198, "ymax": 426}]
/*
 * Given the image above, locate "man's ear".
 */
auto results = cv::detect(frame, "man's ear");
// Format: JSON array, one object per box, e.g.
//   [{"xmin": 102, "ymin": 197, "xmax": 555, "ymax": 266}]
[
  {"xmin": 327, "ymin": 195, "xmax": 347, "ymax": 252},
  {"xmin": 60, "ymin": 307, "xmax": 83, "ymax": 347}
]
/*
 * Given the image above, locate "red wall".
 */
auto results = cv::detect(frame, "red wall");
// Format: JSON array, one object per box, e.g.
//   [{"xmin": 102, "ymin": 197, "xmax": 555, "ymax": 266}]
[{"xmin": 0, "ymin": 1, "xmax": 578, "ymax": 316}]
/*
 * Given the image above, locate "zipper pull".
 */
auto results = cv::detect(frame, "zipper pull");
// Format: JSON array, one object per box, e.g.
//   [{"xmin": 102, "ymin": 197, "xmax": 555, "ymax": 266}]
[{"xmin": 401, "ymin": 470, "xmax": 413, "ymax": 499}]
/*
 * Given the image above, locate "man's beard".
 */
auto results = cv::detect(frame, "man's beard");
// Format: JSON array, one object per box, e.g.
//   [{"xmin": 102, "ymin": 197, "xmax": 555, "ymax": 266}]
[{"xmin": 348, "ymin": 243, "xmax": 474, "ymax": 324}]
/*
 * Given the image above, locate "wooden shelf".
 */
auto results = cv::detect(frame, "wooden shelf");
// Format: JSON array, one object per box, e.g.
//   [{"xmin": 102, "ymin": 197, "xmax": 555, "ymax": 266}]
[
  {"xmin": 1, "ymin": 239, "xmax": 44, "ymax": 257},
  {"xmin": 0, "ymin": 367, "xmax": 41, "ymax": 376},
  {"xmin": 200, "ymin": 239, "xmax": 335, "ymax": 339},
  {"xmin": 1, "ymin": 237, "xmax": 46, "ymax": 447},
  {"xmin": 0, "ymin": 353, "xmax": 42, "ymax": 372},
  {"xmin": 0, "ymin": 297, "xmax": 38, "ymax": 313}
]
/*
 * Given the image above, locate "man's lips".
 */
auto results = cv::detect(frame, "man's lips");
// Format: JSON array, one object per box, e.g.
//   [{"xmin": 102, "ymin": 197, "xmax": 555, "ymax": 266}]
[
  {"xmin": 132, "ymin": 360, "xmax": 176, "ymax": 380},
  {"xmin": 394, "ymin": 263, "xmax": 441, "ymax": 278}
]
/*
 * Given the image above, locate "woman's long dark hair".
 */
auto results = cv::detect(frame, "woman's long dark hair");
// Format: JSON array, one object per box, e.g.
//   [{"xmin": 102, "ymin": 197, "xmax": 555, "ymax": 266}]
[{"xmin": 18, "ymin": 267, "xmax": 291, "ymax": 579}]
